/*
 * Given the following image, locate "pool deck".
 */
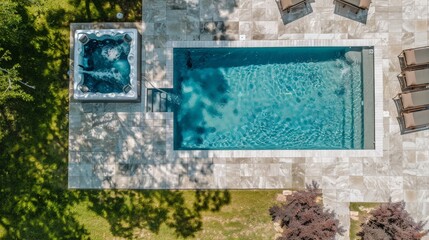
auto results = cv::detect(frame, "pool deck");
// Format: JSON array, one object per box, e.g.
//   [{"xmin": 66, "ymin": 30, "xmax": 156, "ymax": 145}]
[{"xmin": 69, "ymin": 0, "xmax": 429, "ymax": 239}]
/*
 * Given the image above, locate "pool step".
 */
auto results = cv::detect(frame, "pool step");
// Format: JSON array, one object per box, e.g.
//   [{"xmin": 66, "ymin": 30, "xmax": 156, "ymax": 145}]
[
  {"xmin": 362, "ymin": 47, "xmax": 375, "ymax": 149},
  {"xmin": 146, "ymin": 89, "xmax": 173, "ymax": 112}
]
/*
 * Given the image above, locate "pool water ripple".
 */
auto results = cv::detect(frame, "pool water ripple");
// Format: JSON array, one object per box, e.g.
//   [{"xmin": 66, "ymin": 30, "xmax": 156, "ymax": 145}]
[{"xmin": 174, "ymin": 47, "xmax": 364, "ymax": 150}]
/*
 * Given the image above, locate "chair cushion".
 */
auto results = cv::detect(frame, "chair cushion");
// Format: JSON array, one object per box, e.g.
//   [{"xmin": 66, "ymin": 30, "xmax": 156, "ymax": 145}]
[
  {"xmin": 403, "ymin": 112, "xmax": 416, "ymax": 128},
  {"xmin": 281, "ymin": 0, "xmax": 293, "ymax": 10},
  {"xmin": 401, "ymin": 93, "xmax": 414, "ymax": 109},
  {"xmin": 359, "ymin": 0, "xmax": 371, "ymax": 9},
  {"xmin": 404, "ymin": 71, "xmax": 417, "ymax": 86},
  {"xmin": 404, "ymin": 50, "xmax": 417, "ymax": 65}
]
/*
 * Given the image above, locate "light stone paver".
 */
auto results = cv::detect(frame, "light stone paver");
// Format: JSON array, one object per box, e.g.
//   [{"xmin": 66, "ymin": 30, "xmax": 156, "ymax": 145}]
[{"xmin": 69, "ymin": 1, "xmax": 429, "ymax": 239}]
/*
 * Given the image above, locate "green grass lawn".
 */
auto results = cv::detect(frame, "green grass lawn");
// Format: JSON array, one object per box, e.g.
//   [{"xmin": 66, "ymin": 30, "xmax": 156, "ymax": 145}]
[
  {"xmin": 349, "ymin": 202, "xmax": 380, "ymax": 240},
  {"xmin": 73, "ymin": 190, "xmax": 279, "ymax": 240}
]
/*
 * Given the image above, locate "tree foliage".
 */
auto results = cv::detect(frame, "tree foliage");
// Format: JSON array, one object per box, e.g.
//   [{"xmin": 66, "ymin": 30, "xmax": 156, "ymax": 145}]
[
  {"xmin": 269, "ymin": 181, "xmax": 345, "ymax": 240},
  {"xmin": 0, "ymin": 0, "xmax": 34, "ymax": 142},
  {"xmin": 0, "ymin": 48, "xmax": 33, "ymax": 104},
  {"xmin": 0, "ymin": 0, "xmax": 21, "ymax": 43},
  {"xmin": 0, "ymin": 0, "xmax": 33, "ymax": 141},
  {"xmin": 357, "ymin": 201, "xmax": 428, "ymax": 240}
]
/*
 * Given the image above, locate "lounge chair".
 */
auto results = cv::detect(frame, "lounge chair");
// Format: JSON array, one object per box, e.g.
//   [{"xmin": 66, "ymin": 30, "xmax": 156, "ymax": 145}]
[
  {"xmin": 397, "ymin": 108, "xmax": 429, "ymax": 134},
  {"xmin": 397, "ymin": 68, "xmax": 429, "ymax": 91},
  {"xmin": 335, "ymin": 0, "xmax": 371, "ymax": 13},
  {"xmin": 276, "ymin": 0, "xmax": 307, "ymax": 13},
  {"xmin": 393, "ymin": 89, "xmax": 429, "ymax": 112},
  {"xmin": 398, "ymin": 46, "xmax": 429, "ymax": 70}
]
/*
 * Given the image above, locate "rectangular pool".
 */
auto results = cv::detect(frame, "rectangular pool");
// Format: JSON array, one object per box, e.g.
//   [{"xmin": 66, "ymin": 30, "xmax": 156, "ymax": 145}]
[{"xmin": 173, "ymin": 47, "xmax": 372, "ymax": 150}]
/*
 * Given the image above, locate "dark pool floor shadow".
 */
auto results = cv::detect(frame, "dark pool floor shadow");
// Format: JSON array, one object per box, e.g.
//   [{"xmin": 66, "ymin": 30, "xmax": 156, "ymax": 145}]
[
  {"xmin": 280, "ymin": 3, "xmax": 314, "ymax": 25},
  {"xmin": 334, "ymin": 2, "xmax": 368, "ymax": 24}
]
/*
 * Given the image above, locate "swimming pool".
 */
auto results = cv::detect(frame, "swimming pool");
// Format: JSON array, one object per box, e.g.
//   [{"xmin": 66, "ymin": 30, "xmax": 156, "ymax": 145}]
[
  {"xmin": 173, "ymin": 47, "xmax": 368, "ymax": 150},
  {"xmin": 73, "ymin": 29, "xmax": 139, "ymax": 101}
]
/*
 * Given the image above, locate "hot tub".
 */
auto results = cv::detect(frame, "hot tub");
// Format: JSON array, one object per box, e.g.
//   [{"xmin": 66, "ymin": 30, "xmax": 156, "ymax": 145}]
[{"xmin": 73, "ymin": 29, "xmax": 139, "ymax": 101}]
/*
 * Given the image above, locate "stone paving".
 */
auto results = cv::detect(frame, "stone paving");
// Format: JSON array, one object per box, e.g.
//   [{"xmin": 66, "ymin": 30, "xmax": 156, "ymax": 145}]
[{"xmin": 69, "ymin": 0, "xmax": 429, "ymax": 239}]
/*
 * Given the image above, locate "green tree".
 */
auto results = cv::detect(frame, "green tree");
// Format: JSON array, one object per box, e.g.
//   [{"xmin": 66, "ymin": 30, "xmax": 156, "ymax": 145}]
[
  {"xmin": 0, "ymin": 0, "xmax": 34, "ymax": 141},
  {"xmin": 0, "ymin": 49, "xmax": 33, "ymax": 101},
  {"xmin": 0, "ymin": 49, "xmax": 32, "ymax": 141},
  {"xmin": 0, "ymin": 0, "xmax": 21, "ymax": 43}
]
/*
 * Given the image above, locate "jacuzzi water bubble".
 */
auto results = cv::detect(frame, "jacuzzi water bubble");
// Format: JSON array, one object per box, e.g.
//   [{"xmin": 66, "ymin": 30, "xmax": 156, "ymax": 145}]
[{"xmin": 101, "ymin": 46, "xmax": 121, "ymax": 61}]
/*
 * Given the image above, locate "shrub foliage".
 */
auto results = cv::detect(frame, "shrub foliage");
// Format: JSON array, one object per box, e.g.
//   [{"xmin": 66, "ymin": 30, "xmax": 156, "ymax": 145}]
[
  {"xmin": 357, "ymin": 201, "xmax": 428, "ymax": 240},
  {"xmin": 269, "ymin": 181, "xmax": 344, "ymax": 240}
]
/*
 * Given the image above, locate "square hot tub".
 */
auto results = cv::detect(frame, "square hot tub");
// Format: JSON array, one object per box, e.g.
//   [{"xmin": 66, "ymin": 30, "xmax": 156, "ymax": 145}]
[{"xmin": 73, "ymin": 29, "xmax": 139, "ymax": 101}]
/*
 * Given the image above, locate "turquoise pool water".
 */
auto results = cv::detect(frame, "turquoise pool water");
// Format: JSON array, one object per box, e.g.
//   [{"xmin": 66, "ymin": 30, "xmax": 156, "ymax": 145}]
[
  {"xmin": 173, "ymin": 47, "xmax": 364, "ymax": 150},
  {"xmin": 78, "ymin": 34, "xmax": 131, "ymax": 93}
]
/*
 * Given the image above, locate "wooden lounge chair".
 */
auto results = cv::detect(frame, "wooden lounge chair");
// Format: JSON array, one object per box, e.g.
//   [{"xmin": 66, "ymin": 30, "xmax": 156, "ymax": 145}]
[
  {"xmin": 336, "ymin": 0, "xmax": 371, "ymax": 13},
  {"xmin": 394, "ymin": 89, "xmax": 429, "ymax": 112},
  {"xmin": 276, "ymin": 0, "xmax": 307, "ymax": 13},
  {"xmin": 397, "ymin": 108, "xmax": 429, "ymax": 134},
  {"xmin": 398, "ymin": 46, "xmax": 429, "ymax": 70},
  {"xmin": 397, "ymin": 68, "xmax": 429, "ymax": 91}
]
